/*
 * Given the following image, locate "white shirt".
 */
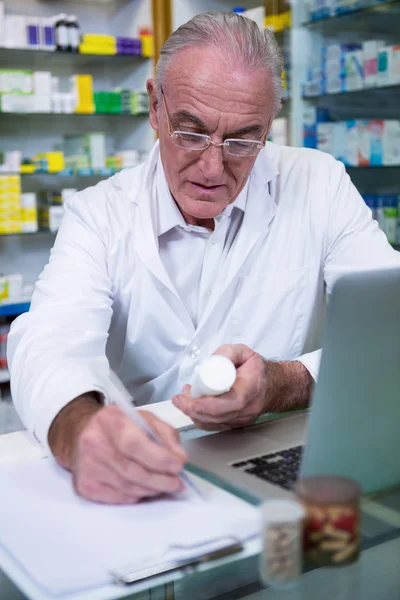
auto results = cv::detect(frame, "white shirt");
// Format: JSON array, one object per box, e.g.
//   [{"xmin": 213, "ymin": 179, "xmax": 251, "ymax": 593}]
[
  {"xmin": 156, "ymin": 157, "xmax": 248, "ymax": 327},
  {"xmin": 7, "ymin": 141, "xmax": 400, "ymax": 448}
]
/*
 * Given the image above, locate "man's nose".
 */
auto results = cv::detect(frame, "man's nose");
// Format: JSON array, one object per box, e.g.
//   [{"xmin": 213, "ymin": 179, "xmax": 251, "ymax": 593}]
[{"xmin": 198, "ymin": 144, "xmax": 225, "ymax": 181}]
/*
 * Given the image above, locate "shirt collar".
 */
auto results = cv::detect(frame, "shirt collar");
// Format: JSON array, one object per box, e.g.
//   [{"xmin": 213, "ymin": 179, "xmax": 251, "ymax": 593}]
[{"xmin": 156, "ymin": 156, "xmax": 249, "ymax": 238}]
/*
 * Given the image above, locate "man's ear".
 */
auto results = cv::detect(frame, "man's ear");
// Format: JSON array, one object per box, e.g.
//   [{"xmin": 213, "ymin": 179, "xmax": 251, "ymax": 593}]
[{"xmin": 146, "ymin": 78, "xmax": 159, "ymax": 131}]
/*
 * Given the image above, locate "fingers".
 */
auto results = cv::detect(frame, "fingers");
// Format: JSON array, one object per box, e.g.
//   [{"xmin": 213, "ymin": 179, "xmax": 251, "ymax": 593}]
[
  {"xmin": 102, "ymin": 409, "xmax": 186, "ymax": 475},
  {"xmin": 140, "ymin": 410, "xmax": 188, "ymax": 463},
  {"xmin": 78, "ymin": 452, "xmax": 184, "ymax": 499},
  {"xmin": 213, "ymin": 343, "xmax": 255, "ymax": 368},
  {"xmin": 73, "ymin": 405, "xmax": 188, "ymax": 504}
]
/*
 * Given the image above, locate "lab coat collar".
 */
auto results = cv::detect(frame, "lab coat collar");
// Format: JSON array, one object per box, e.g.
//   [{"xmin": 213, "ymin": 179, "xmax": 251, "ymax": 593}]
[
  {"xmin": 130, "ymin": 140, "xmax": 280, "ymax": 209},
  {"xmin": 118, "ymin": 141, "xmax": 280, "ymax": 326},
  {"xmin": 197, "ymin": 143, "xmax": 280, "ymax": 326},
  {"xmin": 155, "ymin": 154, "xmax": 249, "ymax": 238}
]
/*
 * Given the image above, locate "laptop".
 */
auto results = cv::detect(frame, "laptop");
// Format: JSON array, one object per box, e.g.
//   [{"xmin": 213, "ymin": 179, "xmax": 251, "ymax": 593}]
[{"xmin": 183, "ymin": 268, "xmax": 400, "ymax": 500}]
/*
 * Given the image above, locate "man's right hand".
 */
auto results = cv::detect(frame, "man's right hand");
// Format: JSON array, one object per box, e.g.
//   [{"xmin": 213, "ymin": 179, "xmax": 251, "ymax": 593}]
[{"xmin": 48, "ymin": 395, "xmax": 188, "ymax": 504}]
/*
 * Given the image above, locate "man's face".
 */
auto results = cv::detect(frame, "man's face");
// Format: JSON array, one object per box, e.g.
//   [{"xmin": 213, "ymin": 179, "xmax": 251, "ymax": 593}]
[{"xmin": 148, "ymin": 46, "xmax": 276, "ymax": 225}]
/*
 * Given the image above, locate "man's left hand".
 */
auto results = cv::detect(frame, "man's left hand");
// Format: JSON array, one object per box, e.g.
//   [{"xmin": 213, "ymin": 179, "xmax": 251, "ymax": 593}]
[
  {"xmin": 172, "ymin": 344, "xmax": 313, "ymax": 430},
  {"xmin": 172, "ymin": 344, "xmax": 268, "ymax": 430}
]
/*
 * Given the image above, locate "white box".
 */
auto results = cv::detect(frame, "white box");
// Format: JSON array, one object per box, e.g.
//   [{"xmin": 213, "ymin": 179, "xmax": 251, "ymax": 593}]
[
  {"xmin": 0, "ymin": 70, "xmax": 33, "ymax": 95},
  {"xmin": 377, "ymin": 46, "xmax": 391, "ymax": 87},
  {"xmin": 0, "ymin": 94, "xmax": 35, "ymax": 113},
  {"xmin": 389, "ymin": 45, "xmax": 400, "ymax": 85},
  {"xmin": 49, "ymin": 206, "xmax": 65, "ymax": 232},
  {"xmin": 363, "ymin": 40, "xmax": 385, "ymax": 88},
  {"xmin": 0, "ymin": 151, "xmax": 21, "ymax": 172},
  {"xmin": 3, "ymin": 15, "xmax": 26, "ymax": 49},
  {"xmin": 357, "ymin": 120, "xmax": 371, "ymax": 166},
  {"xmin": 346, "ymin": 120, "xmax": 359, "ymax": 166},
  {"xmin": 243, "ymin": 6, "xmax": 265, "ymax": 29},
  {"xmin": 87, "ymin": 133, "xmax": 106, "ymax": 170},
  {"xmin": 369, "ymin": 120, "xmax": 384, "ymax": 166},
  {"xmin": 26, "ymin": 17, "xmax": 40, "ymax": 49},
  {"xmin": 345, "ymin": 50, "xmax": 364, "ymax": 91},
  {"xmin": 32, "ymin": 71, "xmax": 52, "ymax": 113},
  {"xmin": 383, "ymin": 120, "xmax": 400, "ymax": 166},
  {"xmin": 332, "ymin": 122, "xmax": 347, "ymax": 163},
  {"xmin": 40, "ymin": 17, "xmax": 55, "ymax": 51},
  {"xmin": 61, "ymin": 188, "xmax": 77, "ymax": 204},
  {"xmin": 270, "ymin": 118, "xmax": 289, "ymax": 146},
  {"xmin": 317, "ymin": 122, "xmax": 334, "ymax": 155},
  {"xmin": 33, "ymin": 71, "xmax": 52, "ymax": 96},
  {"xmin": 118, "ymin": 150, "xmax": 140, "ymax": 168},
  {"xmin": 0, "ymin": 2, "xmax": 4, "ymax": 47}
]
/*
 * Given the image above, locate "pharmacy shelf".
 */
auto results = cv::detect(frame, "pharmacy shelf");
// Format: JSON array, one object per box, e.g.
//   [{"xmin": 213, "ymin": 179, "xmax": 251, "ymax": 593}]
[
  {"xmin": 303, "ymin": 0, "xmax": 400, "ymax": 26},
  {"xmin": 346, "ymin": 165, "xmax": 400, "ymax": 169},
  {"xmin": 0, "ymin": 302, "xmax": 30, "ymax": 317},
  {"xmin": 0, "ymin": 231, "xmax": 57, "ymax": 238},
  {"xmin": 0, "ymin": 47, "xmax": 148, "ymax": 69},
  {"xmin": 0, "ymin": 369, "xmax": 10, "ymax": 384},
  {"xmin": 0, "ymin": 112, "xmax": 149, "ymax": 119},
  {"xmin": 303, "ymin": 83, "xmax": 400, "ymax": 101},
  {"xmin": 1, "ymin": 167, "xmax": 126, "ymax": 177}
]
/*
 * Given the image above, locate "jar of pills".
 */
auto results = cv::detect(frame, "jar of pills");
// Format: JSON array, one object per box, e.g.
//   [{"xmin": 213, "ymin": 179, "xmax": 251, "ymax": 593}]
[
  {"xmin": 260, "ymin": 499, "xmax": 305, "ymax": 589},
  {"xmin": 295, "ymin": 476, "xmax": 361, "ymax": 567}
]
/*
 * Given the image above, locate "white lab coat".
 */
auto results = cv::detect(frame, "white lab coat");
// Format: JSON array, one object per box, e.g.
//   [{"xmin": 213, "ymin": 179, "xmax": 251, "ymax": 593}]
[{"xmin": 7, "ymin": 142, "xmax": 400, "ymax": 447}]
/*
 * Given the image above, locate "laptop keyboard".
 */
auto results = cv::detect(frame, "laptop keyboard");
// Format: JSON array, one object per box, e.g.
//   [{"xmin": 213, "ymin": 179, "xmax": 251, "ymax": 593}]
[{"xmin": 231, "ymin": 445, "xmax": 304, "ymax": 491}]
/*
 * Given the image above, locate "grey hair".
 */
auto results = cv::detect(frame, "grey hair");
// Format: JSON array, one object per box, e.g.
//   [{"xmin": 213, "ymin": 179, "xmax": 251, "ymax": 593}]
[{"xmin": 155, "ymin": 12, "xmax": 284, "ymax": 114}]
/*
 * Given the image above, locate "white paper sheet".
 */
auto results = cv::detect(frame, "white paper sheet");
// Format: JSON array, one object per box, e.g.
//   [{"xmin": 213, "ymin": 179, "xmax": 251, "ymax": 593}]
[
  {"xmin": 137, "ymin": 400, "xmax": 194, "ymax": 430},
  {"xmin": 0, "ymin": 458, "xmax": 260, "ymax": 596}
]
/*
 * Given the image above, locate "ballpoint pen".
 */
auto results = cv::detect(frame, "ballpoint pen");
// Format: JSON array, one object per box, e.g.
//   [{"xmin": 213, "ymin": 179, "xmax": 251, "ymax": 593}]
[{"xmin": 108, "ymin": 369, "xmax": 206, "ymax": 501}]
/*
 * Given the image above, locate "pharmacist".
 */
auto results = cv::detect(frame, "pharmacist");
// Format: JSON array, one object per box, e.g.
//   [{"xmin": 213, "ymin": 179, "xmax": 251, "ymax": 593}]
[{"xmin": 8, "ymin": 13, "xmax": 400, "ymax": 505}]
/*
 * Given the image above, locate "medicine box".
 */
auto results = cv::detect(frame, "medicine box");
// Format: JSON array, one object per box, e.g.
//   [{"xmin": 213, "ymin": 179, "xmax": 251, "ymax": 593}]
[
  {"xmin": 383, "ymin": 120, "xmax": 400, "ymax": 166},
  {"xmin": 363, "ymin": 40, "xmax": 385, "ymax": 87}
]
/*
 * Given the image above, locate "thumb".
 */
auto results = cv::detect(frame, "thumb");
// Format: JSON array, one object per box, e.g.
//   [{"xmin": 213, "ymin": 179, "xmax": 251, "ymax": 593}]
[
  {"xmin": 138, "ymin": 410, "xmax": 188, "ymax": 463},
  {"xmin": 213, "ymin": 343, "xmax": 255, "ymax": 369}
]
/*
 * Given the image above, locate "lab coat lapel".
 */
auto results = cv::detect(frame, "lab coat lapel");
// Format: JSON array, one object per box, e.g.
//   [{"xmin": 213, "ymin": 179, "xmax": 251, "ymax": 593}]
[
  {"xmin": 127, "ymin": 144, "xmax": 194, "ymax": 328},
  {"xmin": 199, "ymin": 145, "xmax": 280, "ymax": 326}
]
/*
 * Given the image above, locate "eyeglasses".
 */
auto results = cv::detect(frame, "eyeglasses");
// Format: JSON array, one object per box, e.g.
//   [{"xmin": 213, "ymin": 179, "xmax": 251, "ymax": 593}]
[{"xmin": 161, "ymin": 91, "xmax": 266, "ymax": 157}]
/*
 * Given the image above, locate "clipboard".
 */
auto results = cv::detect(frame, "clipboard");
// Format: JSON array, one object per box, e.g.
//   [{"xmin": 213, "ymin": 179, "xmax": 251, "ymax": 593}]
[
  {"xmin": 0, "ymin": 534, "xmax": 260, "ymax": 600},
  {"xmin": 111, "ymin": 537, "xmax": 244, "ymax": 585},
  {"xmin": 0, "ymin": 457, "xmax": 261, "ymax": 599}
]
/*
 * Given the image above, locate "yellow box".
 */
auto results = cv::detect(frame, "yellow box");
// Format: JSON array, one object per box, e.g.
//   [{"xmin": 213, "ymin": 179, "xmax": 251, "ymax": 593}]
[
  {"xmin": 0, "ymin": 209, "xmax": 21, "ymax": 217},
  {"xmin": 140, "ymin": 34, "xmax": 153, "ymax": 58},
  {"xmin": 282, "ymin": 11, "xmax": 291, "ymax": 29},
  {"xmin": 35, "ymin": 152, "xmax": 65, "ymax": 173},
  {"xmin": 20, "ymin": 164, "xmax": 36, "ymax": 174},
  {"xmin": 21, "ymin": 207, "xmax": 37, "ymax": 221},
  {"xmin": 72, "ymin": 75, "xmax": 95, "ymax": 114},
  {"xmin": 265, "ymin": 14, "xmax": 284, "ymax": 32},
  {"xmin": 82, "ymin": 34, "xmax": 116, "ymax": 45},
  {"xmin": 78, "ymin": 43, "xmax": 116, "ymax": 55},
  {"xmin": 0, "ymin": 175, "xmax": 19, "ymax": 183}
]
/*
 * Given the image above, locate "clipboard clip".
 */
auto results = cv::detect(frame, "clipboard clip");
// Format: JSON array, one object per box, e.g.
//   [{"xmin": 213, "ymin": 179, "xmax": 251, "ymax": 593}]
[{"xmin": 111, "ymin": 536, "xmax": 244, "ymax": 585}]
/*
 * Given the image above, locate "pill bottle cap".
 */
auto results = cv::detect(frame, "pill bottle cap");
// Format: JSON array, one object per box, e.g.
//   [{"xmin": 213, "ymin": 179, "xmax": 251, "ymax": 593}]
[{"xmin": 262, "ymin": 499, "xmax": 305, "ymax": 523}]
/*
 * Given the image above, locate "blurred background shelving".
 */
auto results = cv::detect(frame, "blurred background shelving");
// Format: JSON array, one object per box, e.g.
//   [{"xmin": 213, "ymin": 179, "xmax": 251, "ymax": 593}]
[{"xmin": 0, "ymin": 0, "xmax": 399, "ymax": 431}]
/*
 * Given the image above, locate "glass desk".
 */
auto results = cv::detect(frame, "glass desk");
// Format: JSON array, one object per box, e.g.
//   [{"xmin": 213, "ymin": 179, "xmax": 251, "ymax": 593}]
[{"xmin": 1, "ymin": 414, "xmax": 399, "ymax": 600}]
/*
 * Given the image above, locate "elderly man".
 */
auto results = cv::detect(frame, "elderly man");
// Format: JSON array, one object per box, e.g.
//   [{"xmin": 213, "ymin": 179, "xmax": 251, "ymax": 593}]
[{"xmin": 8, "ymin": 12, "xmax": 400, "ymax": 504}]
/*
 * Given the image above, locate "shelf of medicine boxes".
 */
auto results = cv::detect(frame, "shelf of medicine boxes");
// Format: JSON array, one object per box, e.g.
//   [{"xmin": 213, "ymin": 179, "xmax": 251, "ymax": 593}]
[
  {"xmin": 0, "ymin": 302, "xmax": 30, "ymax": 317},
  {"xmin": 303, "ymin": 0, "xmax": 400, "ymax": 34},
  {"xmin": 0, "ymin": 369, "xmax": 9, "ymax": 385},
  {"xmin": 0, "ymin": 112, "xmax": 149, "ymax": 119},
  {"xmin": 0, "ymin": 47, "xmax": 149, "ymax": 69},
  {"xmin": 303, "ymin": 82, "xmax": 400, "ymax": 101},
  {"xmin": 2, "ymin": 167, "xmax": 126, "ymax": 177}
]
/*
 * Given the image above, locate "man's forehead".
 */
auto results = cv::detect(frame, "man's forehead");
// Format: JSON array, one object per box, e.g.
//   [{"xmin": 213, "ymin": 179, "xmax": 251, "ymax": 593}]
[{"xmin": 165, "ymin": 46, "xmax": 272, "ymax": 105}]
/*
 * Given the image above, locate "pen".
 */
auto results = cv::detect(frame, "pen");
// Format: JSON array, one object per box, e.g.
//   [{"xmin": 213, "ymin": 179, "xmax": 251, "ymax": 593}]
[{"xmin": 108, "ymin": 370, "xmax": 206, "ymax": 501}]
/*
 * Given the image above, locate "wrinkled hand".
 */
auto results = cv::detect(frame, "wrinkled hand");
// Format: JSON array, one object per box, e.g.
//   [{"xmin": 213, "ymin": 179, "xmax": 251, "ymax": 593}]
[
  {"xmin": 172, "ymin": 344, "xmax": 268, "ymax": 430},
  {"xmin": 70, "ymin": 405, "xmax": 188, "ymax": 504}
]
